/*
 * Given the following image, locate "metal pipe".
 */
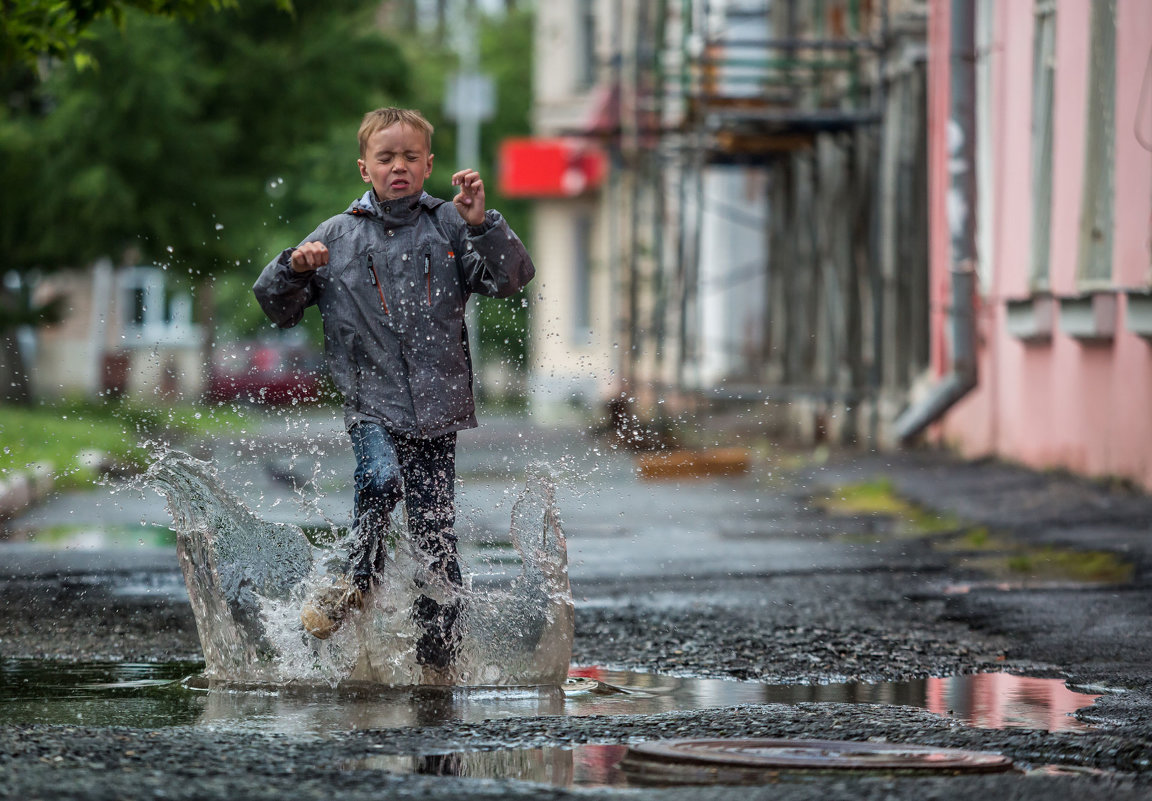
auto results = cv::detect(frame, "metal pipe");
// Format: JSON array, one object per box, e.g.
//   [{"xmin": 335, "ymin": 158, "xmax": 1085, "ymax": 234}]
[
  {"xmin": 893, "ymin": 0, "xmax": 978, "ymax": 444},
  {"xmin": 868, "ymin": 0, "xmax": 890, "ymax": 443}
]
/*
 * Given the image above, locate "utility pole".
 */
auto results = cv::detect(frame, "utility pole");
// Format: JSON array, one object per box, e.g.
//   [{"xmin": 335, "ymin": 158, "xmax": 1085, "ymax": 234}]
[{"xmin": 446, "ymin": 0, "xmax": 494, "ymax": 390}]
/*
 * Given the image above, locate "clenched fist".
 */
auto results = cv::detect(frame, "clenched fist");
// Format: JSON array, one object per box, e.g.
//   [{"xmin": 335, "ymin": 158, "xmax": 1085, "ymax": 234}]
[{"xmin": 291, "ymin": 241, "xmax": 329, "ymax": 273}]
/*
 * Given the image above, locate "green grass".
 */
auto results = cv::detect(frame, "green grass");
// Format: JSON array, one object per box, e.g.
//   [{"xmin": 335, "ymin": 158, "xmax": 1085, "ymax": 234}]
[
  {"xmin": 0, "ymin": 398, "xmax": 249, "ymax": 490},
  {"xmin": 1000, "ymin": 546, "xmax": 1134, "ymax": 584},
  {"xmin": 819, "ymin": 478, "xmax": 964, "ymax": 535},
  {"xmin": 820, "ymin": 479, "xmax": 1134, "ymax": 585},
  {"xmin": 27, "ymin": 523, "xmax": 177, "ymax": 548}
]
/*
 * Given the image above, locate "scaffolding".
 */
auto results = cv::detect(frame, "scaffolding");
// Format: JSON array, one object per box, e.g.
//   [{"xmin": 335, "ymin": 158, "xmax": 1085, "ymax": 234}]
[{"xmin": 609, "ymin": 0, "xmax": 929, "ymax": 445}]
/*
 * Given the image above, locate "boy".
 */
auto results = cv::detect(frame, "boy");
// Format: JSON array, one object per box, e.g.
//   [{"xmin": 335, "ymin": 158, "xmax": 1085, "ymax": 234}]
[{"xmin": 253, "ymin": 108, "xmax": 535, "ymax": 674}]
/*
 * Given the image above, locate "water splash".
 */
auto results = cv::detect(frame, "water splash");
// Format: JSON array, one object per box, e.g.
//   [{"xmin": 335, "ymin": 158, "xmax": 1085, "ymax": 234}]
[{"xmin": 144, "ymin": 449, "xmax": 573, "ymax": 688}]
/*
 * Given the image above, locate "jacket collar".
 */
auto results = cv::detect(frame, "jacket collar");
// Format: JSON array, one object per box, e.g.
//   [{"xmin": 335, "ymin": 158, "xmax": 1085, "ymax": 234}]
[{"xmin": 346, "ymin": 190, "xmax": 443, "ymax": 225}]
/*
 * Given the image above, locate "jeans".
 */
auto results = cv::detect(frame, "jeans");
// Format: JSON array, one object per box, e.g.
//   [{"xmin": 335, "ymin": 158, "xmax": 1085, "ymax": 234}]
[{"xmin": 348, "ymin": 422, "xmax": 462, "ymax": 667}]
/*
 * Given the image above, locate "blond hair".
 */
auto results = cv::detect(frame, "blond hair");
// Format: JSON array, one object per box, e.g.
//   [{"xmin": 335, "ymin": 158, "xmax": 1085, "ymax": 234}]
[{"xmin": 357, "ymin": 107, "xmax": 434, "ymax": 156}]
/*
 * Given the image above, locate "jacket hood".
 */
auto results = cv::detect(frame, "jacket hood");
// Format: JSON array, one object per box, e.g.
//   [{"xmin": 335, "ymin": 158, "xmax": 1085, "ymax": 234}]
[{"xmin": 345, "ymin": 190, "xmax": 445, "ymax": 226}]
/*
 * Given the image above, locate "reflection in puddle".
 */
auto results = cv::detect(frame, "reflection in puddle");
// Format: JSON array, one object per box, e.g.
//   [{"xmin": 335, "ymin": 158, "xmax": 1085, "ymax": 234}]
[
  {"xmin": 344, "ymin": 744, "xmax": 630, "ymax": 787},
  {"xmin": 343, "ymin": 742, "xmax": 1101, "ymax": 787},
  {"xmin": 0, "ymin": 660, "xmax": 1101, "ymax": 736}
]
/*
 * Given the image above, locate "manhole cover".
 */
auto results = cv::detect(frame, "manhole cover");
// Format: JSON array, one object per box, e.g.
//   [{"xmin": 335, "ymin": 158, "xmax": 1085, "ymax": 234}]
[{"xmin": 619, "ymin": 739, "xmax": 1014, "ymax": 784}]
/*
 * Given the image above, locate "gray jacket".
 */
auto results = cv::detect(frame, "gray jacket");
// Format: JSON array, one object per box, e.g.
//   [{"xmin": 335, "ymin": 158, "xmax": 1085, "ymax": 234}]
[{"xmin": 253, "ymin": 190, "xmax": 535, "ymax": 437}]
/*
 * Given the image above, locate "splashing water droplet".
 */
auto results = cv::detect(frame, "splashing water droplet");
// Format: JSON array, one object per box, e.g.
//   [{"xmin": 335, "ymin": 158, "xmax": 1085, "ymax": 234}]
[{"xmin": 143, "ymin": 449, "xmax": 572, "ymax": 688}]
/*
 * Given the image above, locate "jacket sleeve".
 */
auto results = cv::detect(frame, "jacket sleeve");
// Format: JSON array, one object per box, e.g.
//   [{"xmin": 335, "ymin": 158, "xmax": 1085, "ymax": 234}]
[
  {"xmin": 253, "ymin": 237, "xmax": 322, "ymax": 329},
  {"xmin": 457, "ymin": 210, "xmax": 536, "ymax": 299}
]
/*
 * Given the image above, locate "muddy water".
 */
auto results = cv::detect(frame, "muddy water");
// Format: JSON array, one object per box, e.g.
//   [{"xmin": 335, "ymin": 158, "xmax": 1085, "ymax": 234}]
[{"xmin": 0, "ymin": 660, "xmax": 1101, "ymax": 736}]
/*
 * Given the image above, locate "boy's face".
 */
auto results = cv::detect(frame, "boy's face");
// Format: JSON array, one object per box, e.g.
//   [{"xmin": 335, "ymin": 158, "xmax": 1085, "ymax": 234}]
[{"xmin": 358, "ymin": 123, "xmax": 434, "ymax": 202}]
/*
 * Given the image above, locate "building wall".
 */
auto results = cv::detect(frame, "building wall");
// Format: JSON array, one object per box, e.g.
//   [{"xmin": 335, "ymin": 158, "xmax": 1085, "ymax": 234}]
[
  {"xmin": 696, "ymin": 166, "xmax": 770, "ymax": 387},
  {"xmin": 928, "ymin": 0, "xmax": 1152, "ymax": 488},
  {"xmin": 527, "ymin": 199, "xmax": 615, "ymax": 417},
  {"xmin": 32, "ymin": 264, "xmax": 205, "ymax": 402},
  {"xmin": 526, "ymin": 0, "xmax": 618, "ymax": 420}
]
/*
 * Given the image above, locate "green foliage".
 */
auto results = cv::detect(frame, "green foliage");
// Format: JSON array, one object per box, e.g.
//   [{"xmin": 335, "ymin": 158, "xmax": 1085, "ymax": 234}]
[
  {"xmin": 2, "ymin": 0, "xmax": 406, "ymax": 277},
  {"xmin": 0, "ymin": 397, "xmax": 248, "ymax": 488},
  {"xmin": 1, "ymin": 2, "xmax": 535, "ymax": 370},
  {"xmin": 0, "ymin": 0, "xmax": 293, "ymax": 69}
]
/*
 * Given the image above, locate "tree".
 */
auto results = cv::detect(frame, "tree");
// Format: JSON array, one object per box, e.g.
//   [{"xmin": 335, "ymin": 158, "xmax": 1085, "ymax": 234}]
[
  {"xmin": 0, "ymin": 0, "xmax": 291, "ymax": 69},
  {"xmin": 0, "ymin": 0, "xmax": 410, "ymax": 401}
]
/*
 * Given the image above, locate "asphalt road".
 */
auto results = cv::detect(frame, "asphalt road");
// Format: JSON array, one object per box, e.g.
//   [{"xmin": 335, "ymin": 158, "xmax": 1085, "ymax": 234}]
[{"xmin": 2, "ymin": 408, "xmax": 1151, "ymax": 800}]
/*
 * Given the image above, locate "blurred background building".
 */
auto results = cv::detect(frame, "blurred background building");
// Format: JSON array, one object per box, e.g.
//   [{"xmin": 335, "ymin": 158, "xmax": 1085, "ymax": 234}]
[
  {"xmin": 4, "ymin": 0, "xmax": 1152, "ymax": 491},
  {"xmin": 918, "ymin": 0, "xmax": 1152, "ymax": 488},
  {"xmin": 506, "ymin": 0, "xmax": 1152, "ymax": 490},
  {"xmin": 512, "ymin": 0, "xmax": 931, "ymax": 445}
]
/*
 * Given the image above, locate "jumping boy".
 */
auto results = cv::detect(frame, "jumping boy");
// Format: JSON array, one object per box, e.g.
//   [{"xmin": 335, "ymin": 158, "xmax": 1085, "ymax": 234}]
[{"xmin": 253, "ymin": 108, "xmax": 535, "ymax": 674}]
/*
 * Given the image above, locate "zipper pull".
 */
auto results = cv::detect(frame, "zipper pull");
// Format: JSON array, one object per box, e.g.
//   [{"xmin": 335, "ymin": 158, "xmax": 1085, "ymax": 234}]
[
  {"xmin": 367, "ymin": 254, "xmax": 377, "ymax": 285},
  {"xmin": 424, "ymin": 252, "xmax": 432, "ymax": 305}
]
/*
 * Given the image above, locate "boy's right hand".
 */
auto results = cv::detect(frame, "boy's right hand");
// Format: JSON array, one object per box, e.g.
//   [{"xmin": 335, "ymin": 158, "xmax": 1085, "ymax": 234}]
[{"xmin": 290, "ymin": 241, "xmax": 329, "ymax": 273}]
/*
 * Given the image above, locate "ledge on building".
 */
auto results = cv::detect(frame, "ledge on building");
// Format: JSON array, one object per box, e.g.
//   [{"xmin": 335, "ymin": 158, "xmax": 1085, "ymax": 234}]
[
  {"xmin": 1124, "ymin": 290, "xmax": 1152, "ymax": 341},
  {"xmin": 1058, "ymin": 291, "xmax": 1117, "ymax": 344},
  {"xmin": 1005, "ymin": 294, "xmax": 1055, "ymax": 344}
]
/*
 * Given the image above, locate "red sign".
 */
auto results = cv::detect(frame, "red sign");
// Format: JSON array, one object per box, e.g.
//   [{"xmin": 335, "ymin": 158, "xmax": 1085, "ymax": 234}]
[{"xmin": 498, "ymin": 138, "xmax": 607, "ymax": 198}]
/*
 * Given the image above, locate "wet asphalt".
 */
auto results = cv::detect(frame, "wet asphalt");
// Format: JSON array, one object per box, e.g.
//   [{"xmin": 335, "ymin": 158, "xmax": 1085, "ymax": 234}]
[{"xmin": 1, "ymin": 408, "xmax": 1151, "ymax": 799}]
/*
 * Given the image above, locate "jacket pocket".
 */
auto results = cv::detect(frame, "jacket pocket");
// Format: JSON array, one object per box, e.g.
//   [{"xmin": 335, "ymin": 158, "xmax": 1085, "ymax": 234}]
[{"xmin": 425, "ymin": 244, "xmax": 466, "ymax": 315}]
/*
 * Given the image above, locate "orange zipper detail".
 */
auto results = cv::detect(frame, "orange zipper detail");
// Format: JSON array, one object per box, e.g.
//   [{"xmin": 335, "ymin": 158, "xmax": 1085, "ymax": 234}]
[{"xmin": 367, "ymin": 255, "xmax": 389, "ymax": 314}]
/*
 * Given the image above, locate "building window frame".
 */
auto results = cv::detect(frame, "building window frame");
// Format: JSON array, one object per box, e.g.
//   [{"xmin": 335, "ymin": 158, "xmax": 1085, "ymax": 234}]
[{"xmin": 1075, "ymin": 0, "xmax": 1116, "ymax": 289}]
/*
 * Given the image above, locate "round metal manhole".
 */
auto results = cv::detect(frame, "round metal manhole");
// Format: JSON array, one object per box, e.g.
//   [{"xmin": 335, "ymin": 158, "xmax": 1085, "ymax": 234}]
[{"xmin": 619, "ymin": 739, "xmax": 1015, "ymax": 784}]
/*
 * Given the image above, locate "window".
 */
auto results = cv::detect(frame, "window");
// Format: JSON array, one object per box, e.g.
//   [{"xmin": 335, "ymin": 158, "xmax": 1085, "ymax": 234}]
[
  {"xmin": 1076, "ymin": 0, "xmax": 1116, "ymax": 287},
  {"xmin": 576, "ymin": 0, "xmax": 597, "ymax": 90},
  {"xmin": 1030, "ymin": 0, "xmax": 1056, "ymax": 289},
  {"xmin": 121, "ymin": 268, "xmax": 167, "ymax": 333},
  {"xmin": 119, "ymin": 266, "xmax": 195, "ymax": 346}
]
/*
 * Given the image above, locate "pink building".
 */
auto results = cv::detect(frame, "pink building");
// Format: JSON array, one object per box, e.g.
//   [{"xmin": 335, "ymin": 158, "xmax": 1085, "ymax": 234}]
[{"xmin": 923, "ymin": 0, "xmax": 1152, "ymax": 489}]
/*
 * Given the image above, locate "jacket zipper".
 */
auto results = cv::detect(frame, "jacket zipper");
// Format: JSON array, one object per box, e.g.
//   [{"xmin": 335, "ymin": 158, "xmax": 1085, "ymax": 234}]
[
  {"xmin": 424, "ymin": 251, "xmax": 432, "ymax": 306},
  {"xmin": 366, "ymin": 254, "xmax": 390, "ymax": 314}
]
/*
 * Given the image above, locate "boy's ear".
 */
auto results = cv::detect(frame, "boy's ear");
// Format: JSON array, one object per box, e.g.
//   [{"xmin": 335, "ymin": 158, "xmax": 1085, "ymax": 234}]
[
  {"xmin": 358, "ymin": 158, "xmax": 370, "ymax": 183},
  {"xmin": 426, "ymin": 153, "xmax": 434, "ymax": 177}
]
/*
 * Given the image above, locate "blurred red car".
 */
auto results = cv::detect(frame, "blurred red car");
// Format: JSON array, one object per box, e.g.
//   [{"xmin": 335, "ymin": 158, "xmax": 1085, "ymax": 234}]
[{"xmin": 207, "ymin": 341, "xmax": 325, "ymax": 405}]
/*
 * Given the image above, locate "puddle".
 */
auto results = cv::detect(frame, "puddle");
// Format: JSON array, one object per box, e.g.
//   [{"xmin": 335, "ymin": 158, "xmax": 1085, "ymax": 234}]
[
  {"xmin": 343, "ymin": 741, "xmax": 1107, "ymax": 787},
  {"xmin": 0, "ymin": 661, "xmax": 1100, "ymax": 735},
  {"xmin": 142, "ymin": 449, "xmax": 574, "ymax": 688},
  {"xmin": 344, "ymin": 744, "xmax": 632, "ymax": 786},
  {"xmin": 0, "ymin": 660, "xmax": 204, "ymax": 728}
]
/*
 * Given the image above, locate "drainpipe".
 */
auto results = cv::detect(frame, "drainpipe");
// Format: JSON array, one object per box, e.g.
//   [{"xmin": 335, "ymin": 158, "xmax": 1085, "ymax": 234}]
[{"xmin": 893, "ymin": 0, "xmax": 978, "ymax": 444}]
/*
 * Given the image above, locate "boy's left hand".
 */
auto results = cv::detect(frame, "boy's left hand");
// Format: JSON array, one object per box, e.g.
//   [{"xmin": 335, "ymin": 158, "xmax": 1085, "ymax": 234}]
[{"xmin": 452, "ymin": 169, "xmax": 486, "ymax": 227}]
